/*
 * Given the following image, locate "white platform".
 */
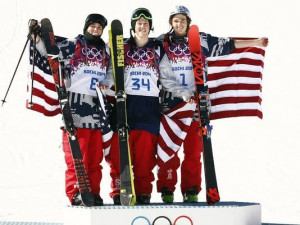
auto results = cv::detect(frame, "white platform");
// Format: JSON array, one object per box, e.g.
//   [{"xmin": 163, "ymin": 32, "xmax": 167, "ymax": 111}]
[{"xmin": 64, "ymin": 202, "xmax": 261, "ymax": 225}]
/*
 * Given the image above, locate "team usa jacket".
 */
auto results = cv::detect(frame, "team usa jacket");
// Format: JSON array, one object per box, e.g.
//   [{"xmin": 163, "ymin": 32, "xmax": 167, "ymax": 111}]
[
  {"xmin": 36, "ymin": 34, "xmax": 113, "ymax": 130},
  {"xmin": 158, "ymin": 31, "xmax": 234, "ymax": 104}
]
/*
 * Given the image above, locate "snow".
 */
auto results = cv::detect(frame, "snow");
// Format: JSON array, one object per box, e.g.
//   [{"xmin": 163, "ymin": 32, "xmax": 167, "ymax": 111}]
[{"xmin": 0, "ymin": 0, "xmax": 299, "ymax": 224}]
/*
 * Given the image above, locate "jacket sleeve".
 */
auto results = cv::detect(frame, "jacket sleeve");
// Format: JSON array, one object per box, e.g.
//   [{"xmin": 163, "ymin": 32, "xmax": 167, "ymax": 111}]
[
  {"xmin": 200, "ymin": 32, "xmax": 231, "ymax": 57},
  {"xmin": 57, "ymin": 39, "xmax": 76, "ymax": 60}
]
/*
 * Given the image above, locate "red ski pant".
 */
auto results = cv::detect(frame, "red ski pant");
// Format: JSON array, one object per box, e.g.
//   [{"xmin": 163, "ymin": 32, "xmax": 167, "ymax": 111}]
[
  {"xmin": 62, "ymin": 128, "xmax": 104, "ymax": 203},
  {"xmin": 105, "ymin": 130, "xmax": 157, "ymax": 197},
  {"xmin": 157, "ymin": 121, "xmax": 203, "ymax": 195}
]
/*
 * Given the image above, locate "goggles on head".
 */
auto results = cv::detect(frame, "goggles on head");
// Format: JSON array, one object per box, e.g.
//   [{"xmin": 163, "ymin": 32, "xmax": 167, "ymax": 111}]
[{"xmin": 132, "ymin": 9, "xmax": 152, "ymax": 21}]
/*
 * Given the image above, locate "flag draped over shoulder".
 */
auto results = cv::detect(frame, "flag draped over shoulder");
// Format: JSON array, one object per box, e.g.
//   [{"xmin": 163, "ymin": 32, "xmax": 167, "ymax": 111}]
[
  {"xmin": 207, "ymin": 39, "xmax": 265, "ymax": 120},
  {"xmin": 26, "ymin": 41, "xmax": 112, "ymax": 155}
]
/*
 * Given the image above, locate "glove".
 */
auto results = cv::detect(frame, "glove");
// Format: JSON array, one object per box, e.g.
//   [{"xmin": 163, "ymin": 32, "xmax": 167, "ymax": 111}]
[{"xmin": 28, "ymin": 19, "xmax": 40, "ymax": 36}]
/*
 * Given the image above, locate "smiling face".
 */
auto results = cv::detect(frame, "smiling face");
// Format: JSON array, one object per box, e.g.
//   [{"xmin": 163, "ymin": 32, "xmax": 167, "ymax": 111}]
[
  {"xmin": 134, "ymin": 17, "xmax": 150, "ymax": 38},
  {"xmin": 86, "ymin": 23, "xmax": 103, "ymax": 36},
  {"xmin": 171, "ymin": 14, "xmax": 188, "ymax": 36}
]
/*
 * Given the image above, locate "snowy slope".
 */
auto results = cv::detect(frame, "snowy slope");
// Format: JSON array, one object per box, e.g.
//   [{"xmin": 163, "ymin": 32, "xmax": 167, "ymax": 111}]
[{"xmin": 0, "ymin": 0, "xmax": 299, "ymax": 224}]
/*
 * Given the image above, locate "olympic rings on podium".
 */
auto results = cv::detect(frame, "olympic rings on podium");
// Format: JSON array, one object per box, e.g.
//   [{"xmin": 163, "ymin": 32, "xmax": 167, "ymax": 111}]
[
  {"xmin": 131, "ymin": 215, "xmax": 193, "ymax": 225},
  {"xmin": 152, "ymin": 216, "xmax": 172, "ymax": 225},
  {"xmin": 131, "ymin": 216, "xmax": 151, "ymax": 225},
  {"xmin": 173, "ymin": 215, "xmax": 193, "ymax": 225}
]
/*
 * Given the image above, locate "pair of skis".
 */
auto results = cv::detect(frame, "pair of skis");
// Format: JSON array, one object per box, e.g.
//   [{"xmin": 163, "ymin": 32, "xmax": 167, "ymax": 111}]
[
  {"xmin": 40, "ymin": 18, "xmax": 136, "ymax": 206},
  {"xmin": 188, "ymin": 25, "xmax": 220, "ymax": 205},
  {"xmin": 108, "ymin": 20, "xmax": 136, "ymax": 206}
]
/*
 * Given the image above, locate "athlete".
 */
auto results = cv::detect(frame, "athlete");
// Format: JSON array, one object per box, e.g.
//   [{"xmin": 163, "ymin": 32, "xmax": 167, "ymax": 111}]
[
  {"xmin": 29, "ymin": 14, "xmax": 113, "ymax": 206},
  {"xmin": 157, "ymin": 5, "xmax": 268, "ymax": 203},
  {"xmin": 105, "ymin": 8, "xmax": 163, "ymax": 205}
]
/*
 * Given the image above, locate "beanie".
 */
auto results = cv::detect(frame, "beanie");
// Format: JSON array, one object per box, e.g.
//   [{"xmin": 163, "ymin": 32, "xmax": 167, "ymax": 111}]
[{"xmin": 83, "ymin": 13, "xmax": 107, "ymax": 34}]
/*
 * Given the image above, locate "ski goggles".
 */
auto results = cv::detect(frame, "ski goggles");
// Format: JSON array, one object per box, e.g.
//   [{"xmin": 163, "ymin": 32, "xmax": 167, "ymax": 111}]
[{"xmin": 132, "ymin": 9, "xmax": 152, "ymax": 21}]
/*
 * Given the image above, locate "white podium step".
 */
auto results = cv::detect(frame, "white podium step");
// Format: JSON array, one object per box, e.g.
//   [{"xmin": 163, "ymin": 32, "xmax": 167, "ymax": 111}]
[{"xmin": 64, "ymin": 202, "xmax": 261, "ymax": 225}]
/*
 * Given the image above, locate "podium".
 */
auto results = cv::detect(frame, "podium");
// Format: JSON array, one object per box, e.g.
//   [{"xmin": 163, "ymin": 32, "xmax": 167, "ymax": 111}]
[{"xmin": 64, "ymin": 202, "xmax": 261, "ymax": 225}]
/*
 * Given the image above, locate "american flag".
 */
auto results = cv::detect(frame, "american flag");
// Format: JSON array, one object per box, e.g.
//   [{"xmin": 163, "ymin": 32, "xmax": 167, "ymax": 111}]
[
  {"xmin": 207, "ymin": 41, "xmax": 265, "ymax": 120},
  {"xmin": 157, "ymin": 40, "xmax": 266, "ymax": 162},
  {"xmin": 157, "ymin": 101, "xmax": 196, "ymax": 163},
  {"xmin": 27, "ymin": 42, "xmax": 60, "ymax": 116},
  {"xmin": 27, "ymin": 41, "xmax": 112, "ymax": 155}
]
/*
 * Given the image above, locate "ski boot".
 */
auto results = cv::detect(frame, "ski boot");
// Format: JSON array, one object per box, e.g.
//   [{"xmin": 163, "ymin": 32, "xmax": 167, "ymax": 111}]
[
  {"xmin": 161, "ymin": 187, "xmax": 174, "ymax": 204},
  {"xmin": 183, "ymin": 187, "xmax": 198, "ymax": 203},
  {"xmin": 136, "ymin": 194, "xmax": 151, "ymax": 204}
]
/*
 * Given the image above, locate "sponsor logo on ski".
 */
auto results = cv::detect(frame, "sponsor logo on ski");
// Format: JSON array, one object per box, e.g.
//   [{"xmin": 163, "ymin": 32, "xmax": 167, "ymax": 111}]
[{"xmin": 116, "ymin": 35, "xmax": 124, "ymax": 66}]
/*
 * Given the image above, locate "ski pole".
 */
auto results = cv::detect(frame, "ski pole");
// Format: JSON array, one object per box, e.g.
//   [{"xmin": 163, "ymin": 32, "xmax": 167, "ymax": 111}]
[
  {"xmin": 28, "ymin": 33, "xmax": 37, "ymax": 107},
  {"xmin": 1, "ymin": 37, "xmax": 30, "ymax": 106}
]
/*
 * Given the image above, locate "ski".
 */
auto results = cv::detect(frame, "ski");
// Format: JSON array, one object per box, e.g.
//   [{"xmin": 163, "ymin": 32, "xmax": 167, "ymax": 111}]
[
  {"xmin": 108, "ymin": 19, "xmax": 136, "ymax": 206},
  {"xmin": 40, "ymin": 18, "xmax": 94, "ymax": 207},
  {"xmin": 188, "ymin": 25, "xmax": 220, "ymax": 205}
]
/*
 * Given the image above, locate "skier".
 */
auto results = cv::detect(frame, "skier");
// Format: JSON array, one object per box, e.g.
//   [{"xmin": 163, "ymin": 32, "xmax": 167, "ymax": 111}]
[
  {"xmin": 157, "ymin": 5, "xmax": 268, "ymax": 203},
  {"xmin": 105, "ymin": 8, "xmax": 163, "ymax": 205},
  {"xmin": 29, "ymin": 14, "xmax": 113, "ymax": 206}
]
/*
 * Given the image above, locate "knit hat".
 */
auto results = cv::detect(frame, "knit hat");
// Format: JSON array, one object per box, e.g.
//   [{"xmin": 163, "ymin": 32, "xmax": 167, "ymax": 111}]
[{"xmin": 83, "ymin": 13, "xmax": 107, "ymax": 34}]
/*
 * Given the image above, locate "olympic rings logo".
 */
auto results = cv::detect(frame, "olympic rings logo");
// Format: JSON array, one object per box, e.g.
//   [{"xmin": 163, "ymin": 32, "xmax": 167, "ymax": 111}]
[
  {"xmin": 131, "ymin": 215, "xmax": 193, "ymax": 225},
  {"xmin": 81, "ymin": 47, "xmax": 104, "ymax": 60},
  {"xmin": 126, "ymin": 49, "xmax": 154, "ymax": 62},
  {"xmin": 168, "ymin": 43, "xmax": 191, "ymax": 56}
]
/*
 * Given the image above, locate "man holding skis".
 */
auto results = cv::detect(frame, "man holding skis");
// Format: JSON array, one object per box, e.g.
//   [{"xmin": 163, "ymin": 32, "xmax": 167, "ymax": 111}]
[
  {"xmin": 105, "ymin": 8, "xmax": 163, "ymax": 205},
  {"xmin": 157, "ymin": 5, "xmax": 268, "ymax": 204},
  {"xmin": 28, "ymin": 14, "xmax": 113, "ymax": 206}
]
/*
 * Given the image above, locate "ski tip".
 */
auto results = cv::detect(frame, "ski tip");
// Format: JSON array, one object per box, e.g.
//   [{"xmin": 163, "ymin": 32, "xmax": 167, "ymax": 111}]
[
  {"xmin": 188, "ymin": 25, "xmax": 201, "ymax": 52},
  {"xmin": 41, "ymin": 18, "xmax": 51, "ymax": 23},
  {"xmin": 189, "ymin": 24, "xmax": 199, "ymax": 31},
  {"xmin": 111, "ymin": 19, "xmax": 122, "ymax": 27}
]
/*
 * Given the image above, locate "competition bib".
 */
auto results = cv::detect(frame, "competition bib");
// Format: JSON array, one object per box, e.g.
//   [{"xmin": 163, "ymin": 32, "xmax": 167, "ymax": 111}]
[
  {"xmin": 124, "ymin": 46, "xmax": 160, "ymax": 97},
  {"xmin": 67, "ymin": 65, "xmax": 107, "ymax": 96}
]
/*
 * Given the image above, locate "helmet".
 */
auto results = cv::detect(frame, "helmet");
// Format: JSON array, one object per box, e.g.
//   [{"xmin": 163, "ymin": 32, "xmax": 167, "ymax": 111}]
[
  {"xmin": 169, "ymin": 5, "xmax": 191, "ymax": 19},
  {"xmin": 83, "ymin": 13, "xmax": 108, "ymax": 33},
  {"xmin": 131, "ymin": 8, "xmax": 153, "ymax": 31}
]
